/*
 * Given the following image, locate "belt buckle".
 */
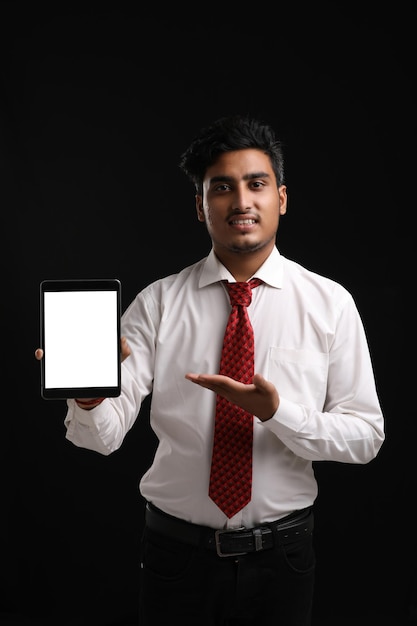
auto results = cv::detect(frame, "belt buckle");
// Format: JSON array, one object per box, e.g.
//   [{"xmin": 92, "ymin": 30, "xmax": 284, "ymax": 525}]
[{"xmin": 214, "ymin": 526, "xmax": 247, "ymax": 558}]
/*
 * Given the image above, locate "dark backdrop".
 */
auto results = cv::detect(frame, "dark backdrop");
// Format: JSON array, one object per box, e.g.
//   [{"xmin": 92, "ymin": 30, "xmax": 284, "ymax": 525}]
[{"xmin": 1, "ymin": 3, "xmax": 413, "ymax": 625}]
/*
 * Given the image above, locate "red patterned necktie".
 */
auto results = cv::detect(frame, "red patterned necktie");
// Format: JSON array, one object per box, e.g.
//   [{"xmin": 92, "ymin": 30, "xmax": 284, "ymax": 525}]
[{"xmin": 209, "ymin": 278, "xmax": 262, "ymax": 518}]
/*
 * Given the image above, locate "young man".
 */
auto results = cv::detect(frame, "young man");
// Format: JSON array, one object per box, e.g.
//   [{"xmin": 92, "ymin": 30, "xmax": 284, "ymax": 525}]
[{"xmin": 36, "ymin": 115, "xmax": 384, "ymax": 625}]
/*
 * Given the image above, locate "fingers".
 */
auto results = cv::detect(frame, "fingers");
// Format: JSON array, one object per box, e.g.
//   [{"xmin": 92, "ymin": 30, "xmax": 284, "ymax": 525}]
[
  {"xmin": 35, "ymin": 348, "xmax": 43, "ymax": 360},
  {"xmin": 185, "ymin": 373, "xmax": 232, "ymax": 392},
  {"xmin": 185, "ymin": 372, "xmax": 207, "ymax": 384},
  {"xmin": 120, "ymin": 336, "xmax": 131, "ymax": 362},
  {"xmin": 186, "ymin": 372, "xmax": 264, "ymax": 392},
  {"xmin": 184, "ymin": 373, "xmax": 212, "ymax": 390}
]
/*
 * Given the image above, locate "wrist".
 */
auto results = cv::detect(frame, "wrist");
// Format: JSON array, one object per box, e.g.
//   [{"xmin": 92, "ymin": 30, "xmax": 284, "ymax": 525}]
[{"xmin": 75, "ymin": 397, "xmax": 105, "ymax": 410}]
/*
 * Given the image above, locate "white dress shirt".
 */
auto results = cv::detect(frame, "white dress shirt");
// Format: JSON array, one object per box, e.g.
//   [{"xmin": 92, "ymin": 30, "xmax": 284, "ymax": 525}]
[{"xmin": 64, "ymin": 247, "xmax": 384, "ymax": 529}]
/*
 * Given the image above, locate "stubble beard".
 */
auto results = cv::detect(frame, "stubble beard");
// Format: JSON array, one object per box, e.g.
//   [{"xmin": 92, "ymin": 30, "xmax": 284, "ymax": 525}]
[{"xmin": 227, "ymin": 234, "xmax": 276, "ymax": 255}]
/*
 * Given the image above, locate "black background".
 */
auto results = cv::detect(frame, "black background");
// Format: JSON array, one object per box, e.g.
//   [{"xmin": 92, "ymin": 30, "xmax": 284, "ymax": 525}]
[{"xmin": 1, "ymin": 2, "xmax": 413, "ymax": 625}]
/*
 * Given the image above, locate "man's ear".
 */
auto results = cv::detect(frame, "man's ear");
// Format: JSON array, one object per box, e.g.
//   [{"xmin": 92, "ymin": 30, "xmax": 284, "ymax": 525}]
[
  {"xmin": 279, "ymin": 185, "xmax": 287, "ymax": 215},
  {"xmin": 196, "ymin": 195, "xmax": 205, "ymax": 222}
]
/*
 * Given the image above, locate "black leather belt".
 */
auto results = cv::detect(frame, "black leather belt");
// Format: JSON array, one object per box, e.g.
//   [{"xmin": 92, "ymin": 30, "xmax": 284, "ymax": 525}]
[{"xmin": 145, "ymin": 502, "xmax": 313, "ymax": 557}]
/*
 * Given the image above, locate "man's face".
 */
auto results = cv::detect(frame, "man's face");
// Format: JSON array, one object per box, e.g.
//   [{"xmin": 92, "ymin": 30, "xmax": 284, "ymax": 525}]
[{"xmin": 196, "ymin": 149, "xmax": 287, "ymax": 259}]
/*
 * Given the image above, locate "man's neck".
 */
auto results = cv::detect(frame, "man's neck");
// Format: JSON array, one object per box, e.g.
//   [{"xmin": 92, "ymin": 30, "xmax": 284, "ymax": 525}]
[{"xmin": 214, "ymin": 243, "xmax": 275, "ymax": 282}]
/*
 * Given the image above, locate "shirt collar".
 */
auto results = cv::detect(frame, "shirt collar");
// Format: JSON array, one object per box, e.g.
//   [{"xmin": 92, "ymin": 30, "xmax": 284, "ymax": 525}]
[{"xmin": 199, "ymin": 246, "xmax": 284, "ymax": 289}]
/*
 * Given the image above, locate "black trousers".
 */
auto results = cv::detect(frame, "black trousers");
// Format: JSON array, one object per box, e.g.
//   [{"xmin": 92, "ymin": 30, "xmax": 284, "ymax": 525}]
[{"xmin": 138, "ymin": 514, "xmax": 315, "ymax": 626}]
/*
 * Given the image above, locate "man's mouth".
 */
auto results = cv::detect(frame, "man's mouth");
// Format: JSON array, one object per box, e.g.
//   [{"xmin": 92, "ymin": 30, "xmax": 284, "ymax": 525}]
[{"xmin": 230, "ymin": 219, "xmax": 257, "ymax": 225}]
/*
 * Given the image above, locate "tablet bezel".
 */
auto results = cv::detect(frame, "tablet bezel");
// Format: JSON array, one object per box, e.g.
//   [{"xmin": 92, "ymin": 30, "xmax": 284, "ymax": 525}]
[{"xmin": 40, "ymin": 278, "xmax": 122, "ymax": 400}]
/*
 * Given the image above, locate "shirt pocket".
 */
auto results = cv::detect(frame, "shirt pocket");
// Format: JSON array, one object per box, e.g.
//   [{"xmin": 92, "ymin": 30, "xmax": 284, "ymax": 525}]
[{"xmin": 267, "ymin": 347, "xmax": 328, "ymax": 408}]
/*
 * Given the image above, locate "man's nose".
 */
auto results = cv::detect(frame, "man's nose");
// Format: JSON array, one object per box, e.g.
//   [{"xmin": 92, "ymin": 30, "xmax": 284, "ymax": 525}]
[{"xmin": 232, "ymin": 186, "xmax": 252, "ymax": 211}]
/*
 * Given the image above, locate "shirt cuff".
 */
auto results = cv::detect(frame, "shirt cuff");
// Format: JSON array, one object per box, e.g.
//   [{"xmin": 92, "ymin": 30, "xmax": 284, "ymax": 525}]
[{"xmin": 260, "ymin": 396, "xmax": 306, "ymax": 437}]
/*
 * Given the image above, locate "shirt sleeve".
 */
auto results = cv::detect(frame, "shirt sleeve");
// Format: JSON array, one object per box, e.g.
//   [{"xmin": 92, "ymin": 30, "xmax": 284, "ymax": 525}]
[{"xmin": 261, "ymin": 293, "xmax": 385, "ymax": 464}]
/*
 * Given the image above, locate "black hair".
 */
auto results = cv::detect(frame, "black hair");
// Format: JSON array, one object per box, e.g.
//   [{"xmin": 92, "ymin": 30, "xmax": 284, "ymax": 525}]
[{"xmin": 179, "ymin": 114, "xmax": 285, "ymax": 194}]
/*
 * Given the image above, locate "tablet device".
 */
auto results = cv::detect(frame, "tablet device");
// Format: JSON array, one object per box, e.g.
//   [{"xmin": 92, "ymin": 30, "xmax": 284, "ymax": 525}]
[{"xmin": 40, "ymin": 278, "xmax": 121, "ymax": 400}]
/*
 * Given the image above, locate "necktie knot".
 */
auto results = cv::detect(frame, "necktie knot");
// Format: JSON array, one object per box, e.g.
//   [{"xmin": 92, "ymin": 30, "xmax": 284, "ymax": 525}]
[{"xmin": 226, "ymin": 278, "xmax": 262, "ymax": 307}]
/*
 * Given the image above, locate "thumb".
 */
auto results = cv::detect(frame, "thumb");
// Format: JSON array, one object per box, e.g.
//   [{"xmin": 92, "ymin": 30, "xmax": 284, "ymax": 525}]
[
  {"xmin": 252, "ymin": 373, "xmax": 270, "ymax": 391},
  {"xmin": 252, "ymin": 373, "xmax": 280, "ymax": 420}
]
